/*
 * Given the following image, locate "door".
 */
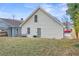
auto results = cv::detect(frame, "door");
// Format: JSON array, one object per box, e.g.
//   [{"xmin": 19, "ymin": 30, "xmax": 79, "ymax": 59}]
[{"xmin": 37, "ymin": 28, "xmax": 41, "ymax": 37}]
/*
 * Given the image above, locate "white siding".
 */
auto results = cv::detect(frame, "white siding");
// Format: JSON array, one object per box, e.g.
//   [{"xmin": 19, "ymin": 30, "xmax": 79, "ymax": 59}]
[{"xmin": 21, "ymin": 9, "xmax": 63, "ymax": 39}]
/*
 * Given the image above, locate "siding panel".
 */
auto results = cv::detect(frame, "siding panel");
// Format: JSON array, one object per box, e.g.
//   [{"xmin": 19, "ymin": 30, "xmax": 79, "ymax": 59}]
[{"xmin": 21, "ymin": 9, "xmax": 63, "ymax": 39}]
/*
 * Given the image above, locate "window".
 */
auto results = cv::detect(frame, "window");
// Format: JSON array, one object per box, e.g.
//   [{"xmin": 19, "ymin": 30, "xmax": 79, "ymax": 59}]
[
  {"xmin": 27, "ymin": 27, "xmax": 30, "ymax": 34},
  {"xmin": 34, "ymin": 15, "xmax": 37, "ymax": 22},
  {"xmin": 16, "ymin": 28, "xmax": 18, "ymax": 34},
  {"xmin": 37, "ymin": 28, "xmax": 41, "ymax": 37}
]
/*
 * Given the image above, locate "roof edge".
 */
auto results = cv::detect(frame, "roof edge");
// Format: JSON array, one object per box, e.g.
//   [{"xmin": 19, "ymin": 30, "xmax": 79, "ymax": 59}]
[{"xmin": 20, "ymin": 7, "xmax": 64, "ymax": 27}]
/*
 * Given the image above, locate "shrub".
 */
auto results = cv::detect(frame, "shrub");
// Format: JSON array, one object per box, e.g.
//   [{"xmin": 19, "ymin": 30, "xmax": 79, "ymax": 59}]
[{"xmin": 74, "ymin": 44, "xmax": 79, "ymax": 48}]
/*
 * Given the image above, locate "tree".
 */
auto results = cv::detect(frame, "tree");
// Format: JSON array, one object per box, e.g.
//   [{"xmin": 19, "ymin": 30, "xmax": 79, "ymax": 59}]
[{"xmin": 67, "ymin": 3, "xmax": 79, "ymax": 39}]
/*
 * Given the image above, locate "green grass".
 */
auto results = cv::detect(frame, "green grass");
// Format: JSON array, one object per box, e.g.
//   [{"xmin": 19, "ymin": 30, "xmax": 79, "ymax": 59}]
[{"xmin": 0, "ymin": 37, "xmax": 79, "ymax": 56}]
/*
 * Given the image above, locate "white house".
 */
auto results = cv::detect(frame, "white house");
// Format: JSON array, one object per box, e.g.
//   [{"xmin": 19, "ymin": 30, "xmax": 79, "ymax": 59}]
[{"xmin": 20, "ymin": 7, "xmax": 64, "ymax": 39}]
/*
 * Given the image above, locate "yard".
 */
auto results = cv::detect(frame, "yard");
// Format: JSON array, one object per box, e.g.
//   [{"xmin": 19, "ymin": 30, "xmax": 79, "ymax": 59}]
[{"xmin": 0, "ymin": 37, "xmax": 79, "ymax": 56}]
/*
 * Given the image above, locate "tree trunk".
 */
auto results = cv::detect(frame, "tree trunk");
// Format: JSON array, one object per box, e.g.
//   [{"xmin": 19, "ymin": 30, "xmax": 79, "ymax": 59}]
[{"xmin": 76, "ymin": 31, "xmax": 78, "ymax": 39}]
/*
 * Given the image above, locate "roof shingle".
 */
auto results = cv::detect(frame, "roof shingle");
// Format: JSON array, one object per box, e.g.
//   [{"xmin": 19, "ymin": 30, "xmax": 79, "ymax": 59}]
[{"xmin": 0, "ymin": 18, "xmax": 22, "ymax": 27}]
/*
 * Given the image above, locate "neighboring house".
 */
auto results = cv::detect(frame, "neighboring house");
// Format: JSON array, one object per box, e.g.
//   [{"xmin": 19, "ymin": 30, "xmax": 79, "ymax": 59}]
[
  {"xmin": 0, "ymin": 18, "xmax": 22, "ymax": 37},
  {"xmin": 20, "ymin": 7, "xmax": 64, "ymax": 39},
  {"xmin": 63, "ymin": 21, "xmax": 75, "ymax": 39}
]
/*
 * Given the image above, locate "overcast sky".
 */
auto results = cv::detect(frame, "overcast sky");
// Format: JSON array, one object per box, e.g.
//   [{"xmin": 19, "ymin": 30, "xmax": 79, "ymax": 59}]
[{"xmin": 0, "ymin": 3, "xmax": 71, "ymax": 22}]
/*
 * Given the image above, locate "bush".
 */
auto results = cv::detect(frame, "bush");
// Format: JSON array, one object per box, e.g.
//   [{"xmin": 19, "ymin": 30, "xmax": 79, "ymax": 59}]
[{"xmin": 74, "ymin": 44, "xmax": 79, "ymax": 48}]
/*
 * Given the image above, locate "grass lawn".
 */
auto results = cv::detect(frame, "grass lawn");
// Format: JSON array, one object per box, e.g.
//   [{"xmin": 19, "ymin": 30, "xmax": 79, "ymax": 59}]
[{"xmin": 0, "ymin": 37, "xmax": 79, "ymax": 56}]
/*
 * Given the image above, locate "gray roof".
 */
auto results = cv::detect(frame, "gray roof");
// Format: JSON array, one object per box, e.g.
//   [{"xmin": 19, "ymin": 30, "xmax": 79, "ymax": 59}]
[{"xmin": 0, "ymin": 18, "xmax": 22, "ymax": 27}]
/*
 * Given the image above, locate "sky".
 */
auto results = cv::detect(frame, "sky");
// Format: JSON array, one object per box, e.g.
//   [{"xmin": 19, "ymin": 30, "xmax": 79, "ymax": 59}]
[{"xmin": 0, "ymin": 3, "xmax": 71, "ymax": 22}]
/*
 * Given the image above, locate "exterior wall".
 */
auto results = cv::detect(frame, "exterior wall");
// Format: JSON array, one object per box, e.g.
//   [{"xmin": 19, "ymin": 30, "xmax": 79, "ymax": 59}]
[
  {"xmin": 0, "ymin": 19, "xmax": 21, "ymax": 37},
  {"xmin": 21, "ymin": 9, "xmax": 64, "ymax": 39},
  {"xmin": 14, "ymin": 27, "xmax": 21, "ymax": 36},
  {"xmin": 8, "ymin": 27, "xmax": 21, "ymax": 37},
  {"xmin": 8, "ymin": 27, "xmax": 12, "ymax": 37}
]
